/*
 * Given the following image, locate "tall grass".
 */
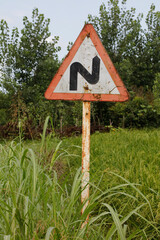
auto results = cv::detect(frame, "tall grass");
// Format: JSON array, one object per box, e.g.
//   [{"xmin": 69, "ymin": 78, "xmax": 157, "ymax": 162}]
[
  {"xmin": 0, "ymin": 140, "xmax": 87, "ymax": 239},
  {"xmin": 62, "ymin": 128, "xmax": 160, "ymax": 238},
  {"xmin": 0, "ymin": 125, "xmax": 160, "ymax": 239}
]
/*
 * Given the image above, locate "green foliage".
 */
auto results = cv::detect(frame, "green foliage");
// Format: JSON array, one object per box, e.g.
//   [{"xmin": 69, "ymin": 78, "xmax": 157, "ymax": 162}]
[
  {"xmin": 1, "ymin": 127, "xmax": 160, "ymax": 238},
  {"xmin": 62, "ymin": 128, "xmax": 160, "ymax": 238},
  {"xmin": 109, "ymin": 96, "xmax": 160, "ymax": 128},
  {"xmin": 0, "ymin": 1, "xmax": 160, "ymax": 132},
  {"xmin": 0, "ymin": 8, "xmax": 62, "ymax": 132},
  {"xmin": 0, "ymin": 8, "xmax": 60, "ymax": 97},
  {"xmin": 153, "ymin": 73, "xmax": 160, "ymax": 113},
  {"xmin": 88, "ymin": 0, "xmax": 160, "ymax": 90},
  {"xmin": 88, "ymin": 0, "xmax": 144, "ymax": 89},
  {"xmin": 0, "ymin": 92, "xmax": 11, "ymax": 125},
  {"xmin": 1, "ymin": 128, "xmax": 160, "ymax": 239},
  {"xmin": 72, "ymin": 101, "xmax": 82, "ymax": 126},
  {"xmin": 0, "ymin": 109, "xmax": 8, "ymax": 125},
  {"xmin": 0, "ymin": 8, "xmax": 60, "ymax": 104}
]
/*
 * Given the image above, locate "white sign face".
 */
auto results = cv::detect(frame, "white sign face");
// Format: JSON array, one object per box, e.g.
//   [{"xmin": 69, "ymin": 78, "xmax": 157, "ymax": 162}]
[{"xmin": 54, "ymin": 37, "xmax": 120, "ymax": 95}]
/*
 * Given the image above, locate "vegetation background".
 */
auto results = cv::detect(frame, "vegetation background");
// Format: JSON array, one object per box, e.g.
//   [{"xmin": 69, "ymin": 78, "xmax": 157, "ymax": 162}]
[
  {"xmin": 0, "ymin": 0, "xmax": 160, "ymax": 137},
  {"xmin": 0, "ymin": 0, "xmax": 160, "ymax": 239},
  {"xmin": 1, "ymin": 127, "xmax": 160, "ymax": 239}
]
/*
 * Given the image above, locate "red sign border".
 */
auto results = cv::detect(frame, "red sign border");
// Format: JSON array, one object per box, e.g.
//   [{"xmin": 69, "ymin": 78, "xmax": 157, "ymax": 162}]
[{"xmin": 45, "ymin": 24, "xmax": 129, "ymax": 102}]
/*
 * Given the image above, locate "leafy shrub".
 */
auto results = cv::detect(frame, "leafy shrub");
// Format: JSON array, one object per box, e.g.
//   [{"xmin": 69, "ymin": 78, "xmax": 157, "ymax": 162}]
[
  {"xmin": 153, "ymin": 73, "xmax": 160, "ymax": 113},
  {"xmin": 0, "ymin": 109, "xmax": 8, "ymax": 125},
  {"xmin": 109, "ymin": 96, "xmax": 160, "ymax": 128}
]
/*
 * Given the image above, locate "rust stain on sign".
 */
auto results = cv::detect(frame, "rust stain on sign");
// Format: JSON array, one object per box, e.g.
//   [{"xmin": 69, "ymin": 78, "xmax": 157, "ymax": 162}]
[
  {"xmin": 83, "ymin": 83, "xmax": 92, "ymax": 93},
  {"xmin": 87, "ymin": 33, "xmax": 90, "ymax": 38},
  {"xmin": 83, "ymin": 84, "xmax": 89, "ymax": 92},
  {"xmin": 93, "ymin": 94, "xmax": 101, "ymax": 100}
]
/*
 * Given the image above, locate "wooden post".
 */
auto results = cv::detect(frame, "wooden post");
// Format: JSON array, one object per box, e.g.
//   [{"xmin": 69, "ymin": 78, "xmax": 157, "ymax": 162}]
[{"xmin": 81, "ymin": 101, "xmax": 91, "ymax": 227}]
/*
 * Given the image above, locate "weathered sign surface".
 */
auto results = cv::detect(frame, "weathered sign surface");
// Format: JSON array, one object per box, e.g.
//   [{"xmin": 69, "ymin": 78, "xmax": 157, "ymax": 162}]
[{"xmin": 45, "ymin": 24, "xmax": 129, "ymax": 102}]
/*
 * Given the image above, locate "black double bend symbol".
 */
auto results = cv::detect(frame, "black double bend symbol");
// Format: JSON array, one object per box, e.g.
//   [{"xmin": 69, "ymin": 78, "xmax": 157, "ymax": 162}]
[{"xmin": 69, "ymin": 56, "xmax": 100, "ymax": 91}]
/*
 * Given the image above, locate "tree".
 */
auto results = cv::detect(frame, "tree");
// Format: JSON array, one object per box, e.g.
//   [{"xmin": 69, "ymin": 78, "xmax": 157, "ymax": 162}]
[
  {"xmin": 0, "ymin": 8, "xmax": 63, "ymax": 132},
  {"xmin": 87, "ymin": 0, "xmax": 160, "ymax": 127},
  {"xmin": 153, "ymin": 73, "xmax": 160, "ymax": 113},
  {"xmin": 0, "ymin": 8, "xmax": 60, "ymax": 104},
  {"xmin": 144, "ymin": 4, "xmax": 160, "ymax": 89},
  {"xmin": 88, "ymin": 0, "xmax": 145, "ymax": 89}
]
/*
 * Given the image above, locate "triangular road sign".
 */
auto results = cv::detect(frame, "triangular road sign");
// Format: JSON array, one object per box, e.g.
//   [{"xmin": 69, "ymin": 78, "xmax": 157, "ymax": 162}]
[{"xmin": 45, "ymin": 24, "xmax": 129, "ymax": 102}]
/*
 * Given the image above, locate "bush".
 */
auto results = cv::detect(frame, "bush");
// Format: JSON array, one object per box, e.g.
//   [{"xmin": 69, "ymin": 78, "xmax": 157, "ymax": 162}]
[
  {"xmin": 0, "ymin": 109, "xmax": 8, "ymax": 125},
  {"xmin": 109, "ymin": 96, "xmax": 160, "ymax": 128}
]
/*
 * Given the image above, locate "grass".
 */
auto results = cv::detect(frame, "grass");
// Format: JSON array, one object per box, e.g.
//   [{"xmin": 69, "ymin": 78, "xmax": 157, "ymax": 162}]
[
  {"xmin": 1, "ymin": 126, "xmax": 160, "ymax": 239},
  {"xmin": 61, "ymin": 128, "xmax": 160, "ymax": 237}
]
